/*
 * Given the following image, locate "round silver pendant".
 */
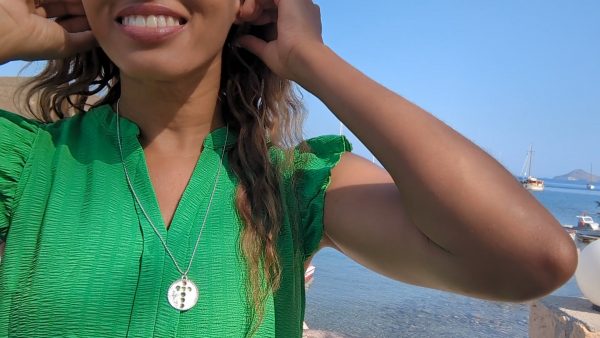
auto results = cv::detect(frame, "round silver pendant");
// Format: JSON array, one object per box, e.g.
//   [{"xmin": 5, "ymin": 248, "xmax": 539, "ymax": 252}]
[{"xmin": 168, "ymin": 278, "xmax": 199, "ymax": 311}]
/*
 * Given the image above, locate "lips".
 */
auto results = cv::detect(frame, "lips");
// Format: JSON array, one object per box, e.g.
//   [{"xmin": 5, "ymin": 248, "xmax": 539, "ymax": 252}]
[
  {"xmin": 115, "ymin": 3, "xmax": 188, "ymax": 43},
  {"xmin": 116, "ymin": 3, "xmax": 188, "ymax": 24}
]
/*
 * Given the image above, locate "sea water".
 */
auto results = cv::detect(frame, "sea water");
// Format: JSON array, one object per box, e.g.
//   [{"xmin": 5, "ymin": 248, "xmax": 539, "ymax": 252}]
[{"xmin": 305, "ymin": 180, "xmax": 597, "ymax": 337}]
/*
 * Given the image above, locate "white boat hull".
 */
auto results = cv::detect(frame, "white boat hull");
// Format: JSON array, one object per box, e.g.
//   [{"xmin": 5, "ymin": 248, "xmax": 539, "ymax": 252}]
[{"xmin": 523, "ymin": 182, "xmax": 544, "ymax": 191}]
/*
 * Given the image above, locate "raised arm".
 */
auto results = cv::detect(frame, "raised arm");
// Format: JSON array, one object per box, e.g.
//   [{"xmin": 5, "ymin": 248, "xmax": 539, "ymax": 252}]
[
  {"xmin": 0, "ymin": 0, "xmax": 95, "ymax": 65},
  {"xmin": 238, "ymin": 0, "xmax": 577, "ymax": 302}
]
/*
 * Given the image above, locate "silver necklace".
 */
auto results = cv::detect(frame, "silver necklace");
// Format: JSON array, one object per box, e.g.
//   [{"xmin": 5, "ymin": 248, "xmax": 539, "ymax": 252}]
[{"xmin": 115, "ymin": 101, "xmax": 229, "ymax": 311}]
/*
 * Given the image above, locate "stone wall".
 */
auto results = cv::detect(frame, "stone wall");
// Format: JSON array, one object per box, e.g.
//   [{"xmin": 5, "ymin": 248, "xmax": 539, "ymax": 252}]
[
  {"xmin": 530, "ymin": 296, "xmax": 600, "ymax": 338},
  {"xmin": 0, "ymin": 77, "xmax": 29, "ymax": 115},
  {"xmin": 0, "ymin": 76, "xmax": 101, "ymax": 119}
]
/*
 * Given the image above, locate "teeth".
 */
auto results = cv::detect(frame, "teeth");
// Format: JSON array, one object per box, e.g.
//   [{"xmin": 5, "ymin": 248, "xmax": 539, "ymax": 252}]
[
  {"xmin": 134, "ymin": 16, "xmax": 145, "ymax": 26},
  {"xmin": 121, "ymin": 15, "xmax": 182, "ymax": 28},
  {"xmin": 146, "ymin": 15, "xmax": 157, "ymax": 27},
  {"xmin": 157, "ymin": 15, "xmax": 167, "ymax": 28}
]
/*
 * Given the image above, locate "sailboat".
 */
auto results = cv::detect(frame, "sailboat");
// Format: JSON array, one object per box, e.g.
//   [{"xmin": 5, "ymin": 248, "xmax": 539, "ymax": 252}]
[
  {"xmin": 587, "ymin": 164, "xmax": 595, "ymax": 190},
  {"xmin": 520, "ymin": 145, "xmax": 544, "ymax": 191}
]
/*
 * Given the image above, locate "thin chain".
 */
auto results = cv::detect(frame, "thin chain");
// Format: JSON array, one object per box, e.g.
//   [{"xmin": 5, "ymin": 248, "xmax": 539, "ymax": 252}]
[{"xmin": 115, "ymin": 101, "xmax": 228, "ymax": 277}]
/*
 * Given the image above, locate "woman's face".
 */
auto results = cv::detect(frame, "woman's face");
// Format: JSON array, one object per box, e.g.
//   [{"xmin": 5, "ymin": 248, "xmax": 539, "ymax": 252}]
[{"xmin": 82, "ymin": 0, "xmax": 241, "ymax": 81}]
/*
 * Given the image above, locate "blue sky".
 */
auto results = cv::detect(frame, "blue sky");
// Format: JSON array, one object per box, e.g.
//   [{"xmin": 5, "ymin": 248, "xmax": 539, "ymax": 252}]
[{"xmin": 2, "ymin": 1, "xmax": 599, "ymax": 178}]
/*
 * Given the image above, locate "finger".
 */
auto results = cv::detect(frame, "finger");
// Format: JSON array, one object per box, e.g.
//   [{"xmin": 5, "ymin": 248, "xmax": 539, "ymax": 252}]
[
  {"xmin": 56, "ymin": 15, "xmax": 90, "ymax": 33},
  {"xmin": 236, "ymin": 35, "xmax": 268, "ymax": 60},
  {"xmin": 42, "ymin": 3, "xmax": 86, "ymax": 18},
  {"xmin": 236, "ymin": 8, "xmax": 277, "ymax": 26},
  {"xmin": 60, "ymin": 30, "xmax": 97, "ymax": 57},
  {"xmin": 238, "ymin": 0, "xmax": 263, "ymax": 22},
  {"xmin": 249, "ymin": 10, "xmax": 277, "ymax": 26}
]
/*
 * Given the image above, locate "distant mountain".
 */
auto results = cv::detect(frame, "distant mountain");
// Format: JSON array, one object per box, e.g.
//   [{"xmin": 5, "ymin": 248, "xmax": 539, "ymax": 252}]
[{"xmin": 554, "ymin": 169, "xmax": 600, "ymax": 182}]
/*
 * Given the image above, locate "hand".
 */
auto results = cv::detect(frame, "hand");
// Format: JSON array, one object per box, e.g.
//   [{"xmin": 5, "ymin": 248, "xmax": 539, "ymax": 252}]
[
  {"xmin": 236, "ymin": 0, "xmax": 325, "ymax": 82},
  {"xmin": 238, "ymin": 0, "xmax": 277, "ymax": 26},
  {"xmin": 0, "ymin": 0, "xmax": 95, "ymax": 63}
]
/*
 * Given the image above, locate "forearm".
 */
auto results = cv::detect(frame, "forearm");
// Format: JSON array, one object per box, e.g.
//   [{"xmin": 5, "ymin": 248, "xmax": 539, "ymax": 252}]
[
  {"xmin": 0, "ymin": 32, "xmax": 18, "ymax": 65},
  {"xmin": 0, "ymin": 4, "xmax": 24, "ymax": 65},
  {"xmin": 294, "ymin": 45, "xmax": 569, "ymax": 257}
]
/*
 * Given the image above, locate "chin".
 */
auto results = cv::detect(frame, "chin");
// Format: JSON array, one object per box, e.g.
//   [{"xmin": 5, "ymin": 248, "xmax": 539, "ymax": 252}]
[
  {"xmin": 112, "ymin": 50, "xmax": 219, "ymax": 83},
  {"xmin": 120, "ymin": 64, "xmax": 201, "ymax": 82}
]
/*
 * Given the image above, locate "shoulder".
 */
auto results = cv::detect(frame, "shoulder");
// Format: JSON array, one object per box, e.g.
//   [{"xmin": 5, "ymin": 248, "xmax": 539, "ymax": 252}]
[
  {"xmin": 0, "ymin": 110, "xmax": 43, "ymax": 231},
  {"xmin": 1, "ymin": 104, "xmax": 117, "ymax": 142},
  {"xmin": 0, "ymin": 106, "xmax": 94, "ymax": 138},
  {"xmin": 0, "ymin": 109, "xmax": 42, "ymax": 135},
  {"xmin": 0, "ymin": 105, "xmax": 118, "ymax": 167},
  {"xmin": 299, "ymin": 135, "xmax": 352, "ymax": 155},
  {"xmin": 269, "ymin": 135, "xmax": 352, "ymax": 259},
  {"xmin": 271, "ymin": 134, "xmax": 354, "ymax": 207},
  {"xmin": 269, "ymin": 135, "xmax": 353, "ymax": 173},
  {"xmin": 0, "ymin": 109, "xmax": 43, "ymax": 157}
]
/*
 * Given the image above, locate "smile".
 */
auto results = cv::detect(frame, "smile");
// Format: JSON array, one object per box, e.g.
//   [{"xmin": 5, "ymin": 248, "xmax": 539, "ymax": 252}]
[
  {"xmin": 115, "ymin": 4, "xmax": 188, "ymax": 43},
  {"xmin": 118, "ymin": 15, "xmax": 185, "ymax": 28}
]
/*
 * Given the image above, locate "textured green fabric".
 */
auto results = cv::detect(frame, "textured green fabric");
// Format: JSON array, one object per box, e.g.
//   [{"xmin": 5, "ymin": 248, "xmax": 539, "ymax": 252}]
[{"xmin": 0, "ymin": 105, "xmax": 351, "ymax": 337}]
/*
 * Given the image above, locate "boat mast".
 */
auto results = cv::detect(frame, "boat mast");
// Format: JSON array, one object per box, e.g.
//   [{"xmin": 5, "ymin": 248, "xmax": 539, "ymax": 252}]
[{"xmin": 527, "ymin": 145, "xmax": 534, "ymax": 178}]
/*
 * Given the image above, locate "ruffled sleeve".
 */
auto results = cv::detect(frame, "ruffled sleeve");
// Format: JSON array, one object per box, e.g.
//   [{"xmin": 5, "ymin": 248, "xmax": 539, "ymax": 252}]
[
  {"xmin": 0, "ymin": 110, "xmax": 39, "ymax": 242},
  {"xmin": 294, "ymin": 135, "xmax": 352, "ymax": 260}
]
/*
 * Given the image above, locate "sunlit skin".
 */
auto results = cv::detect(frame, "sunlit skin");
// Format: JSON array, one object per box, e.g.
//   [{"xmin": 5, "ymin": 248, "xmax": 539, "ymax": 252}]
[{"xmin": 0, "ymin": 0, "xmax": 578, "ymax": 302}]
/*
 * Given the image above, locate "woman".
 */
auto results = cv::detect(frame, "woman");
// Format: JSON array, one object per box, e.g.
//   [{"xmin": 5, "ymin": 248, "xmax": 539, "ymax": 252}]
[{"xmin": 0, "ymin": 0, "xmax": 577, "ymax": 336}]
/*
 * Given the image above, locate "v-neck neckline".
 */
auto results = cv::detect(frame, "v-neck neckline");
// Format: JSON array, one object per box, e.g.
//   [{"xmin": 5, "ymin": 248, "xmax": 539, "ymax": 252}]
[
  {"xmin": 98, "ymin": 105, "xmax": 237, "ymax": 238},
  {"xmin": 136, "ymin": 146, "xmax": 211, "ymax": 233}
]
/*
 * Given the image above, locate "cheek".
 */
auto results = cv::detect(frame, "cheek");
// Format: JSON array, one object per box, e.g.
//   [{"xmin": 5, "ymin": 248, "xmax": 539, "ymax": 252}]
[
  {"xmin": 81, "ymin": 2, "xmax": 111, "ymax": 40},
  {"xmin": 184, "ymin": 2, "xmax": 240, "ymax": 50},
  {"xmin": 191, "ymin": 0, "xmax": 240, "ymax": 24}
]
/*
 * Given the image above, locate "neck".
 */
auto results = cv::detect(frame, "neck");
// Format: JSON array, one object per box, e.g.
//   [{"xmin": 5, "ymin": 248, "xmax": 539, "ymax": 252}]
[{"xmin": 117, "ymin": 60, "xmax": 225, "ymax": 156}]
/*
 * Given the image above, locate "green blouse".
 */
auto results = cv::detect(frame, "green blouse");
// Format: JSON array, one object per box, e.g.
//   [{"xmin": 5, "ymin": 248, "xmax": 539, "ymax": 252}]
[{"xmin": 0, "ymin": 105, "xmax": 351, "ymax": 337}]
